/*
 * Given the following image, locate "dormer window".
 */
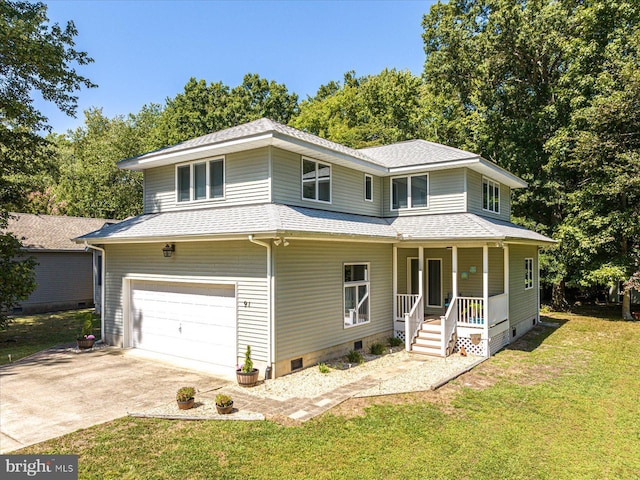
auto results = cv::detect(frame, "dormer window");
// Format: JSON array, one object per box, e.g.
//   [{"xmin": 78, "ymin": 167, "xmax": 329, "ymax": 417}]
[
  {"xmin": 176, "ymin": 158, "xmax": 225, "ymax": 203},
  {"xmin": 391, "ymin": 174, "xmax": 428, "ymax": 210},
  {"xmin": 302, "ymin": 158, "xmax": 331, "ymax": 203},
  {"xmin": 483, "ymin": 177, "xmax": 500, "ymax": 213}
]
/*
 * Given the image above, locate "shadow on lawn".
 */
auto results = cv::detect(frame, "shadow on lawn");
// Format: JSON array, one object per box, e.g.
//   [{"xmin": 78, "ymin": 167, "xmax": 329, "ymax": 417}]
[{"xmin": 505, "ymin": 317, "xmax": 568, "ymax": 353}]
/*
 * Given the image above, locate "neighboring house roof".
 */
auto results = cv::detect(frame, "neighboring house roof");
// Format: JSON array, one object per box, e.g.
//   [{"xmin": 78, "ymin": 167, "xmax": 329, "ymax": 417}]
[
  {"xmin": 118, "ymin": 118, "xmax": 526, "ymax": 188},
  {"xmin": 5, "ymin": 213, "xmax": 117, "ymax": 252},
  {"xmin": 76, "ymin": 205, "xmax": 554, "ymax": 245}
]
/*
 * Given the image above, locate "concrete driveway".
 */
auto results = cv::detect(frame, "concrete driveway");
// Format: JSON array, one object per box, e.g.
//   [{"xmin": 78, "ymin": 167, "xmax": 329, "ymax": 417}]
[{"xmin": 0, "ymin": 345, "xmax": 230, "ymax": 453}]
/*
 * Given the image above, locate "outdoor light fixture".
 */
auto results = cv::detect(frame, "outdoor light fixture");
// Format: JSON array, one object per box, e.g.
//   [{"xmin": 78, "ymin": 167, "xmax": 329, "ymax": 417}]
[
  {"xmin": 273, "ymin": 238, "xmax": 281, "ymax": 246},
  {"xmin": 162, "ymin": 243, "xmax": 175, "ymax": 258},
  {"xmin": 273, "ymin": 237, "xmax": 290, "ymax": 247}
]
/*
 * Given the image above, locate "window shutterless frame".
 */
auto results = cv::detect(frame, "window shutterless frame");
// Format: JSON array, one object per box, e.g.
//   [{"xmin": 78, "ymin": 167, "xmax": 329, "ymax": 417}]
[
  {"xmin": 482, "ymin": 176, "xmax": 500, "ymax": 214},
  {"xmin": 525, "ymin": 257, "xmax": 534, "ymax": 290},
  {"xmin": 364, "ymin": 174, "xmax": 373, "ymax": 202},
  {"xmin": 343, "ymin": 263, "xmax": 370, "ymax": 327},
  {"xmin": 175, "ymin": 157, "xmax": 225, "ymax": 203},
  {"xmin": 301, "ymin": 157, "xmax": 332, "ymax": 203},
  {"xmin": 390, "ymin": 173, "xmax": 429, "ymax": 210}
]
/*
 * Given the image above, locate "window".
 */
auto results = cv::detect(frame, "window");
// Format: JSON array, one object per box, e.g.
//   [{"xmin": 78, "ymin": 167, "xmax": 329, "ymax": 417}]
[
  {"xmin": 525, "ymin": 258, "xmax": 534, "ymax": 290},
  {"xmin": 483, "ymin": 177, "xmax": 500, "ymax": 213},
  {"xmin": 391, "ymin": 174, "xmax": 428, "ymax": 210},
  {"xmin": 364, "ymin": 174, "xmax": 373, "ymax": 202},
  {"xmin": 176, "ymin": 158, "xmax": 224, "ymax": 202},
  {"xmin": 302, "ymin": 158, "xmax": 331, "ymax": 202},
  {"xmin": 344, "ymin": 263, "xmax": 369, "ymax": 327}
]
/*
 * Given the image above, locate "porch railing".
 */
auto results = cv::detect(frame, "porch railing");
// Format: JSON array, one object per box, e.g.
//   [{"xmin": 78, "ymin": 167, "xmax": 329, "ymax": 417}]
[
  {"xmin": 404, "ymin": 294, "xmax": 423, "ymax": 351},
  {"xmin": 457, "ymin": 297, "xmax": 485, "ymax": 326},
  {"xmin": 396, "ymin": 294, "xmax": 420, "ymax": 321},
  {"xmin": 441, "ymin": 297, "xmax": 458, "ymax": 356},
  {"xmin": 487, "ymin": 293, "xmax": 508, "ymax": 326}
]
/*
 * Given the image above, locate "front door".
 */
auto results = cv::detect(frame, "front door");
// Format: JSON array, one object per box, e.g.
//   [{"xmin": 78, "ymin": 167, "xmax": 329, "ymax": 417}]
[{"xmin": 426, "ymin": 259, "xmax": 442, "ymax": 307}]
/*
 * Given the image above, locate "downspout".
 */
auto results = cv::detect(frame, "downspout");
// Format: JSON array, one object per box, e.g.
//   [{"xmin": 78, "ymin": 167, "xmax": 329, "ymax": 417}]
[
  {"xmin": 84, "ymin": 242, "xmax": 106, "ymax": 342},
  {"xmin": 248, "ymin": 235, "xmax": 274, "ymax": 378}
]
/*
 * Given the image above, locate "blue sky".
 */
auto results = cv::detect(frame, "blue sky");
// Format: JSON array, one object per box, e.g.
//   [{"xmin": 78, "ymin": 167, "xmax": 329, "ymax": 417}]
[{"xmin": 40, "ymin": 0, "xmax": 436, "ymax": 133}]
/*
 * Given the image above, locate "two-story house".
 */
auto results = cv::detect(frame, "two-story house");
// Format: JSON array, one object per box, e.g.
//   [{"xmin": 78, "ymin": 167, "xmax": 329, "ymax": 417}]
[{"xmin": 77, "ymin": 118, "xmax": 553, "ymax": 378}]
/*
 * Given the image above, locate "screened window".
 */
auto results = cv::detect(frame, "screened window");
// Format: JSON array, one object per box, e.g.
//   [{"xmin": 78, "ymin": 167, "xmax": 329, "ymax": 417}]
[
  {"xmin": 391, "ymin": 174, "xmax": 428, "ymax": 210},
  {"xmin": 344, "ymin": 264, "xmax": 369, "ymax": 327},
  {"xmin": 364, "ymin": 174, "xmax": 373, "ymax": 202},
  {"xmin": 483, "ymin": 177, "xmax": 500, "ymax": 213},
  {"xmin": 525, "ymin": 258, "xmax": 534, "ymax": 290},
  {"xmin": 176, "ymin": 158, "xmax": 225, "ymax": 202},
  {"xmin": 302, "ymin": 158, "xmax": 331, "ymax": 202}
]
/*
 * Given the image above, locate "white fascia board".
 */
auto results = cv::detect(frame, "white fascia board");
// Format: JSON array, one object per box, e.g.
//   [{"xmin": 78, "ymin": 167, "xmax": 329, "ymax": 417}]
[
  {"xmin": 387, "ymin": 157, "xmax": 527, "ymax": 189},
  {"xmin": 118, "ymin": 133, "xmax": 275, "ymax": 171}
]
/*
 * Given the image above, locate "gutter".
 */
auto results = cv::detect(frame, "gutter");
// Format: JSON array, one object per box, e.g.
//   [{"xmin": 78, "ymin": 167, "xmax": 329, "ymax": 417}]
[
  {"xmin": 248, "ymin": 235, "xmax": 274, "ymax": 379},
  {"xmin": 84, "ymin": 242, "xmax": 106, "ymax": 342}
]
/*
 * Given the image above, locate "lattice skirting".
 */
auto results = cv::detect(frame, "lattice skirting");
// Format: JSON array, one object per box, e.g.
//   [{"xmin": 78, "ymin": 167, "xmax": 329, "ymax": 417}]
[
  {"xmin": 394, "ymin": 330, "xmax": 406, "ymax": 342},
  {"xmin": 454, "ymin": 336, "xmax": 487, "ymax": 356},
  {"xmin": 489, "ymin": 329, "xmax": 510, "ymax": 356}
]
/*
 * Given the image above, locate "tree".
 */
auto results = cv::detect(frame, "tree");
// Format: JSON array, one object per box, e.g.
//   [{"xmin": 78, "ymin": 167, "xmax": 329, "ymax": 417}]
[
  {"xmin": 0, "ymin": 0, "xmax": 94, "ymax": 326},
  {"xmin": 292, "ymin": 69, "xmax": 424, "ymax": 148},
  {"xmin": 421, "ymin": 0, "xmax": 640, "ymax": 314}
]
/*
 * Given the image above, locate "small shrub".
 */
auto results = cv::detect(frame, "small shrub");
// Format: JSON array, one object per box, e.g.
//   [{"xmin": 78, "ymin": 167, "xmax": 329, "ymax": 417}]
[
  {"xmin": 388, "ymin": 336, "xmax": 403, "ymax": 347},
  {"xmin": 215, "ymin": 393, "xmax": 233, "ymax": 407},
  {"xmin": 240, "ymin": 345, "xmax": 254, "ymax": 373},
  {"xmin": 176, "ymin": 386, "xmax": 196, "ymax": 402},
  {"xmin": 346, "ymin": 350, "xmax": 363, "ymax": 364},
  {"xmin": 540, "ymin": 304, "xmax": 553, "ymax": 314},
  {"xmin": 318, "ymin": 363, "xmax": 331, "ymax": 374},
  {"xmin": 80, "ymin": 315, "xmax": 93, "ymax": 338},
  {"xmin": 369, "ymin": 342, "xmax": 385, "ymax": 355}
]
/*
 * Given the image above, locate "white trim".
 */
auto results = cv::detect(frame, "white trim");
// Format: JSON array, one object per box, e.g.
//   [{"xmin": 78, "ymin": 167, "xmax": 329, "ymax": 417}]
[
  {"xmin": 343, "ymin": 262, "xmax": 371, "ymax": 328},
  {"xmin": 364, "ymin": 173, "xmax": 373, "ymax": 202},
  {"xmin": 482, "ymin": 176, "xmax": 501, "ymax": 214},
  {"xmin": 175, "ymin": 156, "xmax": 226, "ymax": 204},
  {"xmin": 426, "ymin": 258, "xmax": 443, "ymax": 307},
  {"xmin": 248, "ymin": 235, "xmax": 274, "ymax": 377},
  {"xmin": 301, "ymin": 157, "xmax": 332, "ymax": 204},
  {"xmin": 393, "ymin": 246, "xmax": 398, "ymax": 325},
  {"xmin": 84, "ymin": 242, "xmax": 106, "ymax": 341},
  {"xmin": 390, "ymin": 173, "xmax": 429, "ymax": 211},
  {"xmin": 525, "ymin": 257, "xmax": 534, "ymax": 290}
]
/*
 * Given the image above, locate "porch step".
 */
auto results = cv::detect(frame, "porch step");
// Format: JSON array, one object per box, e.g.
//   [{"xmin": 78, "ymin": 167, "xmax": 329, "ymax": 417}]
[
  {"xmin": 415, "ymin": 334, "xmax": 441, "ymax": 346},
  {"xmin": 411, "ymin": 344, "xmax": 442, "ymax": 356}
]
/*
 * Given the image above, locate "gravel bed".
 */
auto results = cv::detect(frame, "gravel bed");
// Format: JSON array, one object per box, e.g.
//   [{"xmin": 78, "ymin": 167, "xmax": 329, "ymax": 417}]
[
  {"xmin": 228, "ymin": 349, "xmax": 480, "ymax": 401},
  {"xmin": 129, "ymin": 400, "xmax": 264, "ymax": 421}
]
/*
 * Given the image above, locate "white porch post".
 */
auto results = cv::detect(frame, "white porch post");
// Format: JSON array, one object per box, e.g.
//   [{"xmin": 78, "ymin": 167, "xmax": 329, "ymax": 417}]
[
  {"xmin": 483, "ymin": 244, "xmax": 489, "ymax": 351},
  {"xmin": 504, "ymin": 245, "xmax": 510, "ymax": 297},
  {"xmin": 418, "ymin": 246, "xmax": 424, "ymax": 300},
  {"xmin": 393, "ymin": 245, "xmax": 397, "ymax": 327},
  {"xmin": 452, "ymin": 246, "xmax": 458, "ymax": 298}
]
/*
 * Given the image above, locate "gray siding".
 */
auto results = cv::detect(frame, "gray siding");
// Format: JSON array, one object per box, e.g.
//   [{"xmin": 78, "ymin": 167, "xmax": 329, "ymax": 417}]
[
  {"xmin": 274, "ymin": 241, "xmax": 392, "ymax": 362},
  {"xmin": 456, "ymin": 247, "xmax": 504, "ymax": 298},
  {"xmin": 143, "ymin": 148, "xmax": 270, "ymax": 213},
  {"xmin": 466, "ymin": 169, "xmax": 511, "ymax": 221},
  {"xmin": 508, "ymin": 244, "xmax": 539, "ymax": 338},
  {"xmin": 103, "ymin": 241, "xmax": 269, "ymax": 363},
  {"xmin": 383, "ymin": 169, "xmax": 466, "ymax": 217},
  {"xmin": 17, "ymin": 252, "xmax": 94, "ymax": 312},
  {"xmin": 271, "ymin": 147, "xmax": 382, "ymax": 216}
]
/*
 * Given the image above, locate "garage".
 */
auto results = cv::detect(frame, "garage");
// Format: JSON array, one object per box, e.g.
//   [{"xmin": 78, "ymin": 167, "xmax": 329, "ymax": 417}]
[{"xmin": 129, "ymin": 280, "xmax": 236, "ymax": 369}]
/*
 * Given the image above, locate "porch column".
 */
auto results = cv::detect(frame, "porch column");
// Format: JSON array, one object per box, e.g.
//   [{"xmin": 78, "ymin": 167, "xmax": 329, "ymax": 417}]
[
  {"xmin": 483, "ymin": 244, "xmax": 489, "ymax": 309},
  {"xmin": 504, "ymin": 245, "xmax": 509, "ymax": 296},
  {"xmin": 418, "ymin": 246, "xmax": 424, "ymax": 298},
  {"xmin": 393, "ymin": 245, "xmax": 397, "ymax": 324},
  {"xmin": 452, "ymin": 246, "xmax": 458, "ymax": 298}
]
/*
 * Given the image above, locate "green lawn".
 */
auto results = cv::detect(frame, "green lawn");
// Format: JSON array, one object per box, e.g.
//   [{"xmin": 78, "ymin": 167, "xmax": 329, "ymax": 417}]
[
  {"xmin": 0, "ymin": 309, "xmax": 99, "ymax": 365},
  {"xmin": 15, "ymin": 307, "xmax": 640, "ymax": 479}
]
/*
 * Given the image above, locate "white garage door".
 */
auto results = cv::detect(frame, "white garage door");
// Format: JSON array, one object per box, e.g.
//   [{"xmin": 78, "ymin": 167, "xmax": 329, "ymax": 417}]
[{"xmin": 130, "ymin": 281, "xmax": 236, "ymax": 369}]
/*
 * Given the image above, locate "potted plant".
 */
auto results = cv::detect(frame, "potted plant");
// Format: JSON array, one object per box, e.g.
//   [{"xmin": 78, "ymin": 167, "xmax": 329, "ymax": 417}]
[
  {"xmin": 215, "ymin": 393, "xmax": 234, "ymax": 414},
  {"xmin": 236, "ymin": 345, "xmax": 259, "ymax": 387},
  {"xmin": 77, "ymin": 316, "xmax": 96, "ymax": 349},
  {"xmin": 176, "ymin": 386, "xmax": 196, "ymax": 410}
]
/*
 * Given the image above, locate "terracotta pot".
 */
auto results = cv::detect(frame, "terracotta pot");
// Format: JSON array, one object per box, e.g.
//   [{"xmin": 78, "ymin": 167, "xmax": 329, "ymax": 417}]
[
  {"xmin": 177, "ymin": 398, "xmax": 195, "ymax": 410},
  {"xmin": 77, "ymin": 338, "xmax": 95, "ymax": 350},
  {"xmin": 216, "ymin": 402, "xmax": 233, "ymax": 414},
  {"xmin": 236, "ymin": 369, "xmax": 259, "ymax": 387}
]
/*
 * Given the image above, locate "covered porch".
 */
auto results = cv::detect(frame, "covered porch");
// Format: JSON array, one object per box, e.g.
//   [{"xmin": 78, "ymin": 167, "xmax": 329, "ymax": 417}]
[{"xmin": 393, "ymin": 243, "xmax": 511, "ymax": 357}]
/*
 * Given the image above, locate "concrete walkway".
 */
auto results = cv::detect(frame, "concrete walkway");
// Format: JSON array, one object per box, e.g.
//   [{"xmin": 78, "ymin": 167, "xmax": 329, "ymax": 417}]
[{"xmin": 0, "ymin": 345, "xmax": 229, "ymax": 453}]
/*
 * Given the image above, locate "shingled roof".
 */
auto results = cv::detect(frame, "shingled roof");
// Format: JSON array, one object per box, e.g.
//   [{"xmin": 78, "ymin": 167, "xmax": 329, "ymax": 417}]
[{"xmin": 6, "ymin": 213, "xmax": 117, "ymax": 252}]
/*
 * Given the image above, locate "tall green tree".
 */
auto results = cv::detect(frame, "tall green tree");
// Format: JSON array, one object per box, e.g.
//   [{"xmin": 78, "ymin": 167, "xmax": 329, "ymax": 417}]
[
  {"xmin": 421, "ymin": 0, "xmax": 640, "ymax": 314},
  {"xmin": 292, "ymin": 69, "xmax": 424, "ymax": 148},
  {"xmin": 0, "ymin": 0, "xmax": 94, "ymax": 327}
]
